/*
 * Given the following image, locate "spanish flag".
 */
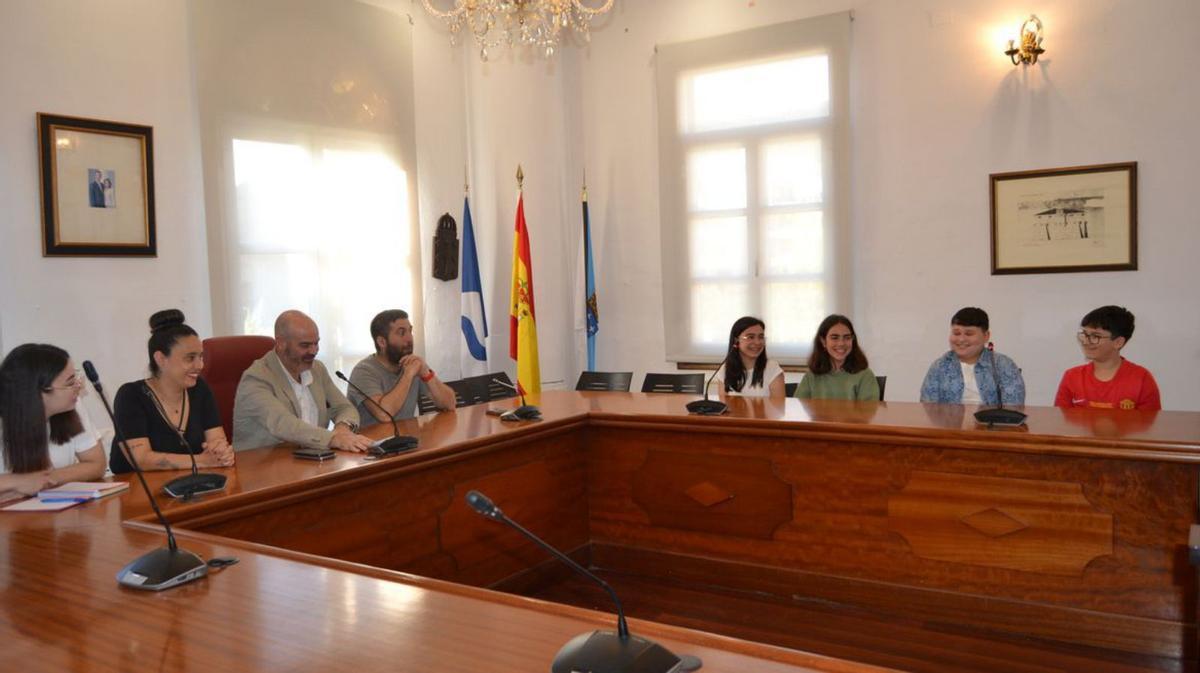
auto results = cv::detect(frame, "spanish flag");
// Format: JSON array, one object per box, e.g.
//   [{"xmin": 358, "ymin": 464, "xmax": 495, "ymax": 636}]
[{"xmin": 509, "ymin": 179, "xmax": 541, "ymax": 396}]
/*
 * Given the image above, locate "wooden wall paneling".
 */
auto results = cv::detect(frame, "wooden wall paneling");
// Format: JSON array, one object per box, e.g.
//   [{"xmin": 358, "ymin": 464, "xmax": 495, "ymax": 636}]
[
  {"xmin": 587, "ymin": 543, "xmax": 1190, "ymax": 659},
  {"xmin": 887, "ymin": 470, "xmax": 1114, "ymax": 575},
  {"xmin": 631, "ymin": 449, "xmax": 792, "ymax": 539},
  {"xmin": 585, "ymin": 424, "xmax": 1199, "ymax": 642},
  {"xmin": 187, "ymin": 432, "xmax": 589, "ymax": 589}
]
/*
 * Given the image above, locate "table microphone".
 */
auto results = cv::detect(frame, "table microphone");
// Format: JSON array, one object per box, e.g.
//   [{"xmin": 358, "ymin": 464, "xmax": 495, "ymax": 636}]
[
  {"xmin": 465, "ymin": 490, "xmax": 702, "ymax": 673},
  {"xmin": 973, "ymin": 343, "xmax": 1027, "ymax": 427},
  {"xmin": 335, "ymin": 370, "xmax": 418, "ymax": 456},
  {"xmin": 145, "ymin": 386, "xmax": 227, "ymax": 500},
  {"xmin": 83, "ymin": 360, "xmax": 209, "ymax": 591},
  {"xmin": 490, "ymin": 377, "xmax": 541, "ymax": 421},
  {"xmin": 686, "ymin": 353, "xmax": 729, "ymax": 416}
]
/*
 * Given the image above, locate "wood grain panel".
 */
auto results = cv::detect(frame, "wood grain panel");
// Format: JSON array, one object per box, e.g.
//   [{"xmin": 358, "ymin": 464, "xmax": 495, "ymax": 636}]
[
  {"xmin": 631, "ymin": 449, "xmax": 792, "ymax": 540},
  {"xmin": 587, "ymin": 424, "xmax": 1197, "ymax": 626},
  {"xmin": 887, "ymin": 470, "xmax": 1114, "ymax": 575},
  {"xmin": 190, "ymin": 432, "xmax": 590, "ymax": 589}
]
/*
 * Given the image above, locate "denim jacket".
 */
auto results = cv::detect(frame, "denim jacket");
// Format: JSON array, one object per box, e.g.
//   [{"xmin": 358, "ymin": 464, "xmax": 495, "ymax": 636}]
[{"xmin": 919, "ymin": 350, "xmax": 1025, "ymax": 406}]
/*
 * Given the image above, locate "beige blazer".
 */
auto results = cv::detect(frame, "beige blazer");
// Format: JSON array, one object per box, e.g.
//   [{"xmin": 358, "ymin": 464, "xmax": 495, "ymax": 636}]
[{"xmin": 231, "ymin": 350, "xmax": 359, "ymax": 450}]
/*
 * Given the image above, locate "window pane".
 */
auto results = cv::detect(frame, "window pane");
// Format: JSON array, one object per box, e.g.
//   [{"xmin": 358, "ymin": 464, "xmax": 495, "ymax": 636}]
[
  {"xmin": 687, "ymin": 147, "xmax": 746, "ymax": 212},
  {"xmin": 690, "ymin": 216, "xmax": 748, "ymax": 278},
  {"xmin": 680, "ymin": 54, "xmax": 829, "ymax": 134},
  {"xmin": 232, "ymin": 139, "xmax": 315, "ymax": 251},
  {"xmin": 691, "ymin": 282, "xmax": 750, "ymax": 346},
  {"xmin": 230, "ymin": 137, "xmax": 413, "ymax": 375},
  {"xmin": 761, "ymin": 211, "xmax": 823, "ymax": 276},
  {"xmin": 763, "ymin": 137, "xmax": 822, "ymax": 206},
  {"xmin": 762, "ymin": 281, "xmax": 825, "ymax": 349}
]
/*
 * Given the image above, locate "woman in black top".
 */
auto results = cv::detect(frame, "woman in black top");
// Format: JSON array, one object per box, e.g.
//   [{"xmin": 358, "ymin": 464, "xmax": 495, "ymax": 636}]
[{"xmin": 109, "ymin": 309, "xmax": 235, "ymax": 474}]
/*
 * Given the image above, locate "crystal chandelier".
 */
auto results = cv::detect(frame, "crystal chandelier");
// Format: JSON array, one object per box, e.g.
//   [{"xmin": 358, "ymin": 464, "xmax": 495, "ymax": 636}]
[{"xmin": 420, "ymin": 0, "xmax": 615, "ymax": 61}]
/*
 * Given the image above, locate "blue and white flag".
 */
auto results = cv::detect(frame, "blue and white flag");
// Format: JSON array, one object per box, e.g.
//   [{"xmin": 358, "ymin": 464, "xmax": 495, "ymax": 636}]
[{"xmin": 460, "ymin": 196, "xmax": 489, "ymax": 376}]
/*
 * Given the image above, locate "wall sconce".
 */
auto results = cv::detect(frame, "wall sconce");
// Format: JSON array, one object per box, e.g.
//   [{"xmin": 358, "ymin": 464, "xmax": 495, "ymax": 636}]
[{"xmin": 1004, "ymin": 15, "xmax": 1045, "ymax": 65}]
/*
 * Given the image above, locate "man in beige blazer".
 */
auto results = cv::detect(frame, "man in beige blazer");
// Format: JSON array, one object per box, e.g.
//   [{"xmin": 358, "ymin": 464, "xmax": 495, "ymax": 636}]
[{"xmin": 232, "ymin": 310, "xmax": 373, "ymax": 452}]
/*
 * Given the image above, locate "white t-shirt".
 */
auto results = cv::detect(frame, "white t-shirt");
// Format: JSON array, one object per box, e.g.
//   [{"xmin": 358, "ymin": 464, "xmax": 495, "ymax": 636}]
[
  {"xmin": 712, "ymin": 359, "xmax": 784, "ymax": 398},
  {"xmin": 0, "ymin": 404, "xmax": 102, "ymax": 474},
  {"xmin": 960, "ymin": 361, "xmax": 982, "ymax": 404}
]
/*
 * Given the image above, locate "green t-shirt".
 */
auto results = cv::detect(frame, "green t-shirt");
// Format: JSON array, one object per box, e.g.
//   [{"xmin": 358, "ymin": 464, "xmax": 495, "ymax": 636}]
[{"xmin": 794, "ymin": 368, "xmax": 880, "ymax": 401}]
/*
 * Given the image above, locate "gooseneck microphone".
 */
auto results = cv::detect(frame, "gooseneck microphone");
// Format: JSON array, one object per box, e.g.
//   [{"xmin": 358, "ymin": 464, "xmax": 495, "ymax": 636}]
[
  {"xmin": 83, "ymin": 361, "xmax": 208, "ymax": 591},
  {"xmin": 465, "ymin": 490, "xmax": 701, "ymax": 673},
  {"xmin": 335, "ymin": 370, "xmax": 418, "ymax": 456},
  {"xmin": 973, "ymin": 343, "xmax": 1027, "ymax": 427},
  {"xmin": 686, "ymin": 352, "xmax": 730, "ymax": 416},
  {"xmin": 143, "ymin": 384, "xmax": 227, "ymax": 499},
  {"xmin": 490, "ymin": 376, "xmax": 541, "ymax": 421}
]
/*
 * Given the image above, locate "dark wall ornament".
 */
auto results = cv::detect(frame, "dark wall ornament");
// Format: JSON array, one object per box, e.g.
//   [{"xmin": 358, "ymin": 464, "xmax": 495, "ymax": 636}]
[{"xmin": 433, "ymin": 212, "xmax": 459, "ymax": 281}]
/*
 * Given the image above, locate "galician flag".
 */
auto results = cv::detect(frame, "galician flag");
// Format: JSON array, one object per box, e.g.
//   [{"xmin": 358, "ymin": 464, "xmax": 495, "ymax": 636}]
[
  {"xmin": 582, "ymin": 186, "xmax": 598, "ymax": 371},
  {"xmin": 460, "ymin": 195, "xmax": 488, "ymax": 377},
  {"xmin": 509, "ymin": 171, "xmax": 540, "ymax": 396}
]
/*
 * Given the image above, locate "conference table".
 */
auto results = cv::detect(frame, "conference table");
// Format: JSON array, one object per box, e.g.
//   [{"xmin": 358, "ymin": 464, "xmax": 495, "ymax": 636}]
[{"xmin": 3, "ymin": 390, "xmax": 1198, "ymax": 672}]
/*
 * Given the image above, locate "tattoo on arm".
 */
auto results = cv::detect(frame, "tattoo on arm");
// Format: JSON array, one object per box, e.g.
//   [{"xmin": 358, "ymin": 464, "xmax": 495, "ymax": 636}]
[{"xmin": 156, "ymin": 457, "xmax": 173, "ymax": 469}]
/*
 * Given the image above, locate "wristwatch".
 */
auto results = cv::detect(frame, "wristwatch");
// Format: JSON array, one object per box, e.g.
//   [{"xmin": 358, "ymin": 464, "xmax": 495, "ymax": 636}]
[{"xmin": 420, "ymin": 369, "xmax": 435, "ymax": 382}]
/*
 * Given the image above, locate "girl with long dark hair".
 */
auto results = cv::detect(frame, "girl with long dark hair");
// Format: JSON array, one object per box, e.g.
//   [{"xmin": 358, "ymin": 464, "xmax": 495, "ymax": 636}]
[
  {"xmin": 795, "ymin": 315, "xmax": 880, "ymax": 400},
  {"xmin": 712, "ymin": 316, "xmax": 785, "ymax": 398},
  {"xmin": 109, "ymin": 309, "xmax": 234, "ymax": 474},
  {"xmin": 0, "ymin": 344, "xmax": 106, "ymax": 500}
]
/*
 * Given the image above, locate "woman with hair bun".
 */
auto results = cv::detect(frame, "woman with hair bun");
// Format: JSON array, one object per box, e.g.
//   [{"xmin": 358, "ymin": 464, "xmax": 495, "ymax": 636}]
[
  {"xmin": 109, "ymin": 309, "xmax": 234, "ymax": 474},
  {"xmin": 0, "ymin": 343, "xmax": 106, "ymax": 500}
]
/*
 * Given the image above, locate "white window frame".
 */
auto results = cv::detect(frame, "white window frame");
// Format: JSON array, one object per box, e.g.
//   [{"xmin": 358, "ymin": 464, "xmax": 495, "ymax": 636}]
[{"xmin": 655, "ymin": 13, "xmax": 852, "ymax": 364}]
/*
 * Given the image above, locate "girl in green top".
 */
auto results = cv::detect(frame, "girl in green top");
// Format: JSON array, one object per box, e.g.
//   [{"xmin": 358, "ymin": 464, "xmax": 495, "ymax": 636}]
[{"xmin": 794, "ymin": 314, "xmax": 880, "ymax": 401}]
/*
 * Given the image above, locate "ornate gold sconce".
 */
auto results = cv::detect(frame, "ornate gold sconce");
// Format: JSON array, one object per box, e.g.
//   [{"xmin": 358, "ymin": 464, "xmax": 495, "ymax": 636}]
[{"xmin": 1004, "ymin": 15, "xmax": 1045, "ymax": 65}]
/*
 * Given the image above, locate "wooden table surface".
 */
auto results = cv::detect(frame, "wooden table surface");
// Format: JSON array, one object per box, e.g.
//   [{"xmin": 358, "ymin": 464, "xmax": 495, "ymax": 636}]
[{"xmin": 3, "ymin": 391, "xmax": 1196, "ymax": 672}]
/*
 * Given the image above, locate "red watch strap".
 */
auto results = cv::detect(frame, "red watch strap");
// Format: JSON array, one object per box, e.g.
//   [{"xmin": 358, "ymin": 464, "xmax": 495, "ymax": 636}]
[{"xmin": 420, "ymin": 369, "xmax": 435, "ymax": 382}]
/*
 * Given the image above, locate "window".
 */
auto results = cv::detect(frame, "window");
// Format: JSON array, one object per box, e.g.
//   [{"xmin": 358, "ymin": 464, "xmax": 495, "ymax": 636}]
[
  {"xmin": 656, "ymin": 13, "xmax": 851, "ymax": 362},
  {"xmin": 225, "ymin": 132, "xmax": 417, "ymax": 375}
]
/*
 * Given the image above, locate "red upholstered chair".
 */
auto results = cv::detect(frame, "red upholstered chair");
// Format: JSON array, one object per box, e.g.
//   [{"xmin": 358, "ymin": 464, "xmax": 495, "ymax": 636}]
[{"xmin": 201, "ymin": 335, "xmax": 275, "ymax": 441}]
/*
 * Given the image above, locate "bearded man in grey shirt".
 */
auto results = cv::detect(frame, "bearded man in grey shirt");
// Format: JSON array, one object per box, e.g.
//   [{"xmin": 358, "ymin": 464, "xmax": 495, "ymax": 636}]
[{"xmin": 347, "ymin": 309, "xmax": 457, "ymax": 427}]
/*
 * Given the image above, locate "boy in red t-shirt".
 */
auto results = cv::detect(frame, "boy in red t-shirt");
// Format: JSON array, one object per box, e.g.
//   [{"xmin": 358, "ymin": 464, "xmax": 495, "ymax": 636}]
[{"xmin": 1054, "ymin": 305, "xmax": 1161, "ymax": 410}]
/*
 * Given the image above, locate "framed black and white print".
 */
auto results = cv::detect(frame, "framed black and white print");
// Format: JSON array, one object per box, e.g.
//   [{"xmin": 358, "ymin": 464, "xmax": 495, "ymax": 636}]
[
  {"xmin": 990, "ymin": 162, "xmax": 1136, "ymax": 275},
  {"xmin": 38, "ymin": 113, "xmax": 157, "ymax": 256}
]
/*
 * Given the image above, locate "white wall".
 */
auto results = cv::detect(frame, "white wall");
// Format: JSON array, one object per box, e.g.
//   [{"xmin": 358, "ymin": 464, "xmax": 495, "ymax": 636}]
[
  {"xmin": 3, "ymin": 0, "xmax": 1197, "ymax": 410},
  {"xmin": 572, "ymin": 0, "xmax": 1200, "ymax": 409},
  {"xmin": 0, "ymin": 0, "xmax": 211, "ymax": 422}
]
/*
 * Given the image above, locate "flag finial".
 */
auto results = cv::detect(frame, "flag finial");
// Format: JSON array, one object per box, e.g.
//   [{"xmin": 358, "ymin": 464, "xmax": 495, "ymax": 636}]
[{"xmin": 516, "ymin": 164, "xmax": 524, "ymax": 190}]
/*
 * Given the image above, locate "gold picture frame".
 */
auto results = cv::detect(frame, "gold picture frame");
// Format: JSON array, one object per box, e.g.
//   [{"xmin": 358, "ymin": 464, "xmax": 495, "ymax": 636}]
[
  {"xmin": 38, "ymin": 113, "xmax": 156, "ymax": 257},
  {"xmin": 990, "ymin": 162, "xmax": 1137, "ymax": 275}
]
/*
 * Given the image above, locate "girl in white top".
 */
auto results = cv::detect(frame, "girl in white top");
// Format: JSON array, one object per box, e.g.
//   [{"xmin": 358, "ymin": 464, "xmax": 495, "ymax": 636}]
[
  {"xmin": 712, "ymin": 316, "xmax": 786, "ymax": 399},
  {"xmin": 0, "ymin": 344, "xmax": 106, "ymax": 501}
]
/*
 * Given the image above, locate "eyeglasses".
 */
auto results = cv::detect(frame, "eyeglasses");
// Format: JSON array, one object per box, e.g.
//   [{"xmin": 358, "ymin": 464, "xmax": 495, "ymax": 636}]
[
  {"xmin": 45, "ymin": 369, "xmax": 84, "ymax": 391},
  {"xmin": 738, "ymin": 334, "xmax": 766, "ymax": 342},
  {"xmin": 1076, "ymin": 331, "xmax": 1113, "ymax": 345}
]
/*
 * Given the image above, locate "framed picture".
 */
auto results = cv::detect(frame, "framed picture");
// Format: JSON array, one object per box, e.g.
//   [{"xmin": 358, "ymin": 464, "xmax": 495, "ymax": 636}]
[
  {"xmin": 38, "ymin": 113, "xmax": 156, "ymax": 256},
  {"xmin": 990, "ymin": 162, "xmax": 1136, "ymax": 275}
]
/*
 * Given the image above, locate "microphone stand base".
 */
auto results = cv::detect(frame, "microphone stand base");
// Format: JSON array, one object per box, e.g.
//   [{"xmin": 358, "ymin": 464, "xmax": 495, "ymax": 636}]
[
  {"xmin": 162, "ymin": 472, "xmax": 227, "ymax": 499},
  {"xmin": 973, "ymin": 407, "xmax": 1028, "ymax": 427},
  {"xmin": 552, "ymin": 630, "xmax": 701, "ymax": 673},
  {"xmin": 500, "ymin": 405, "xmax": 541, "ymax": 421},
  {"xmin": 685, "ymin": 400, "xmax": 727, "ymax": 416},
  {"xmin": 117, "ymin": 547, "xmax": 208, "ymax": 591},
  {"xmin": 369, "ymin": 435, "xmax": 419, "ymax": 457}
]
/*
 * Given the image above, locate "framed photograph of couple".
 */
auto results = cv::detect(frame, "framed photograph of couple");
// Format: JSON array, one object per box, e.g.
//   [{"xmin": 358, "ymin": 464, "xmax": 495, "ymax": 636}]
[
  {"xmin": 38, "ymin": 113, "xmax": 157, "ymax": 257},
  {"xmin": 990, "ymin": 162, "xmax": 1137, "ymax": 275}
]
